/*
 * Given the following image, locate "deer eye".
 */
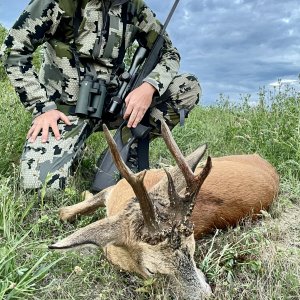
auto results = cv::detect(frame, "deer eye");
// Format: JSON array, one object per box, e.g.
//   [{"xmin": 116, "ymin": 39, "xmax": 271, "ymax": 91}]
[{"xmin": 145, "ymin": 267, "xmax": 155, "ymax": 276}]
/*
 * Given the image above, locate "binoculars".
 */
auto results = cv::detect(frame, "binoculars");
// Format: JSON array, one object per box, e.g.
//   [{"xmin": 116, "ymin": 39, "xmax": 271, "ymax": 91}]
[{"xmin": 75, "ymin": 75, "xmax": 107, "ymax": 119}]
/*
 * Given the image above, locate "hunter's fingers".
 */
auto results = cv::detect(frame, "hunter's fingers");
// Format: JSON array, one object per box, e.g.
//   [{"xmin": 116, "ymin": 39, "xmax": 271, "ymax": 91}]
[
  {"xmin": 50, "ymin": 121, "xmax": 61, "ymax": 141},
  {"xmin": 124, "ymin": 103, "xmax": 134, "ymax": 121},
  {"xmin": 27, "ymin": 125, "xmax": 36, "ymax": 139},
  {"xmin": 131, "ymin": 109, "xmax": 145, "ymax": 128},
  {"xmin": 30, "ymin": 124, "xmax": 43, "ymax": 143},
  {"xmin": 124, "ymin": 93, "xmax": 132, "ymax": 107},
  {"xmin": 41, "ymin": 123, "xmax": 50, "ymax": 143},
  {"xmin": 127, "ymin": 109, "xmax": 138, "ymax": 128},
  {"xmin": 59, "ymin": 112, "xmax": 71, "ymax": 125}
]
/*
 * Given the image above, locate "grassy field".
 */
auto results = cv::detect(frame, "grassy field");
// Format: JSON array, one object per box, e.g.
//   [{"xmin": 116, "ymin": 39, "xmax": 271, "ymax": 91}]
[{"xmin": 0, "ymin": 27, "xmax": 299, "ymax": 299}]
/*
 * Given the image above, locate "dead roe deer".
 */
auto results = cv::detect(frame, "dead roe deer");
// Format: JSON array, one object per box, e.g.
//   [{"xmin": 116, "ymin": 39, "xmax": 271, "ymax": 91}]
[{"xmin": 50, "ymin": 120, "xmax": 279, "ymax": 299}]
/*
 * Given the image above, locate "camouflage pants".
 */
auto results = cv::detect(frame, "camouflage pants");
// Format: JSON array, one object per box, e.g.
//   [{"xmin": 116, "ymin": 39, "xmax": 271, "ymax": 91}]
[{"xmin": 20, "ymin": 73, "xmax": 201, "ymax": 190}]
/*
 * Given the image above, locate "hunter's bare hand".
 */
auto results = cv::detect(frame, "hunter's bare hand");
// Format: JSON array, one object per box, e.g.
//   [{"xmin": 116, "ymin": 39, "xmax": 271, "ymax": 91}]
[
  {"xmin": 27, "ymin": 110, "xmax": 71, "ymax": 143},
  {"xmin": 124, "ymin": 82, "xmax": 157, "ymax": 128}
]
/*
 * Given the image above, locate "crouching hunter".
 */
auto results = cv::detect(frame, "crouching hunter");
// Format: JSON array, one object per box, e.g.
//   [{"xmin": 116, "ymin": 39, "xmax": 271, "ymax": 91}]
[{"xmin": 0, "ymin": 0, "xmax": 201, "ymax": 191}]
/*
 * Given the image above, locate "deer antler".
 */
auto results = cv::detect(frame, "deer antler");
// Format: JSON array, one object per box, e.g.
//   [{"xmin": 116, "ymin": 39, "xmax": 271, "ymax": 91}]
[
  {"xmin": 102, "ymin": 124, "xmax": 159, "ymax": 232},
  {"xmin": 161, "ymin": 120, "xmax": 212, "ymax": 216}
]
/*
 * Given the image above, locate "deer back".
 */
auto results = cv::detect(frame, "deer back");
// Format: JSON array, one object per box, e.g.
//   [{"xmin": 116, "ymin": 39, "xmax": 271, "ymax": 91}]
[
  {"xmin": 192, "ymin": 154, "xmax": 279, "ymax": 238},
  {"xmin": 106, "ymin": 154, "xmax": 279, "ymax": 238}
]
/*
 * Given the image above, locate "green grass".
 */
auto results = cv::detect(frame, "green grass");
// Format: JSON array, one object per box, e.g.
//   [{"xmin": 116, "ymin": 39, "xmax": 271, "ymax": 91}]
[
  {"xmin": 0, "ymin": 78, "xmax": 299, "ymax": 299},
  {"xmin": 0, "ymin": 38, "xmax": 299, "ymax": 298}
]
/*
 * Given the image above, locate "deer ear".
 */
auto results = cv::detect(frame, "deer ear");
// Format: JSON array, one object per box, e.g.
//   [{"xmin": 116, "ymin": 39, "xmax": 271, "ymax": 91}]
[
  {"xmin": 187, "ymin": 144, "xmax": 207, "ymax": 172},
  {"xmin": 150, "ymin": 143, "xmax": 208, "ymax": 194},
  {"xmin": 49, "ymin": 216, "xmax": 122, "ymax": 250}
]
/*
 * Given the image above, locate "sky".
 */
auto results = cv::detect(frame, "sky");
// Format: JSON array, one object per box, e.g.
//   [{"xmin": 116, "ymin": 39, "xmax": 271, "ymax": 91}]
[{"xmin": 0, "ymin": 0, "xmax": 299, "ymax": 105}]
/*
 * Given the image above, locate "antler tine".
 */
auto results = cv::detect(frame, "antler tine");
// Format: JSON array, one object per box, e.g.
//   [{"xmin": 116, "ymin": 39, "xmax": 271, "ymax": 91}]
[
  {"xmin": 102, "ymin": 124, "xmax": 159, "ymax": 232},
  {"xmin": 164, "ymin": 156, "xmax": 212, "ymax": 219},
  {"xmin": 186, "ymin": 156, "xmax": 212, "ymax": 215},
  {"xmin": 161, "ymin": 120, "xmax": 198, "ymax": 194}
]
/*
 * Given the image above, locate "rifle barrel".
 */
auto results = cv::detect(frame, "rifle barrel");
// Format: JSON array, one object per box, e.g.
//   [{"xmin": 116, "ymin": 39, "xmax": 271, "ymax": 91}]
[{"xmin": 161, "ymin": 0, "xmax": 180, "ymax": 35}]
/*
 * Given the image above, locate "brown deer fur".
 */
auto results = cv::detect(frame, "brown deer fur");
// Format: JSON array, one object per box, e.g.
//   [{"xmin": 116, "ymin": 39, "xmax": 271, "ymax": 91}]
[
  {"xmin": 50, "ymin": 122, "xmax": 279, "ymax": 300},
  {"xmin": 95, "ymin": 154, "xmax": 279, "ymax": 239}
]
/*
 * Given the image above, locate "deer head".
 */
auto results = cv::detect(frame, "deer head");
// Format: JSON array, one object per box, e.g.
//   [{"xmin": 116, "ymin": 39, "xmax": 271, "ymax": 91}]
[{"xmin": 50, "ymin": 120, "xmax": 212, "ymax": 299}]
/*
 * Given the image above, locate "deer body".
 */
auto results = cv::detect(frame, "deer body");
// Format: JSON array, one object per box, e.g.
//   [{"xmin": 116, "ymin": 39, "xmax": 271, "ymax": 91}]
[
  {"xmin": 105, "ymin": 154, "xmax": 278, "ymax": 239},
  {"xmin": 50, "ymin": 122, "xmax": 279, "ymax": 299}
]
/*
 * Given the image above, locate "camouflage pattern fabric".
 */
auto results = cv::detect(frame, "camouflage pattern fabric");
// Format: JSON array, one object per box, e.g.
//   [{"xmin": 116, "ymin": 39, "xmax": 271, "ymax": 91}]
[
  {"xmin": 0, "ymin": 0, "xmax": 201, "ymax": 189},
  {"xmin": 0, "ymin": 0, "xmax": 180, "ymax": 116},
  {"xmin": 20, "ymin": 115, "xmax": 95, "ymax": 189},
  {"xmin": 20, "ymin": 73, "xmax": 200, "ymax": 189}
]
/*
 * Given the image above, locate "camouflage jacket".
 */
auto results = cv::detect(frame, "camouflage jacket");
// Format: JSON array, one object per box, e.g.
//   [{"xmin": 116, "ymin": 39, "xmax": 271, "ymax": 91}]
[{"xmin": 0, "ymin": 0, "xmax": 180, "ymax": 117}]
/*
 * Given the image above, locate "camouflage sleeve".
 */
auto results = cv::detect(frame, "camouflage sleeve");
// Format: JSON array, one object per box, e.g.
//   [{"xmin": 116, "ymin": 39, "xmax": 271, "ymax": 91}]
[
  {"xmin": 0, "ymin": 0, "xmax": 63, "ymax": 116},
  {"xmin": 135, "ymin": 1, "xmax": 180, "ymax": 96}
]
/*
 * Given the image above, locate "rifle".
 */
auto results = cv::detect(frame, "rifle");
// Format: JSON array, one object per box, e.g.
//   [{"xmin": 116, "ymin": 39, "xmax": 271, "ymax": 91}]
[
  {"xmin": 91, "ymin": 0, "xmax": 180, "ymax": 192},
  {"xmin": 107, "ymin": 0, "xmax": 180, "ymax": 116}
]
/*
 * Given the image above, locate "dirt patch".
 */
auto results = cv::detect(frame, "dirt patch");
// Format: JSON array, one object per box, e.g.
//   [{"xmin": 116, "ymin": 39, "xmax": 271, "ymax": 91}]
[{"xmin": 265, "ymin": 204, "xmax": 300, "ymax": 251}]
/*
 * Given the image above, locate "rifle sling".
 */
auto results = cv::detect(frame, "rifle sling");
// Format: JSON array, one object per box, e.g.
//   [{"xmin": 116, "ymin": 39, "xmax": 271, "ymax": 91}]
[
  {"xmin": 73, "ymin": 0, "xmax": 82, "ymax": 80},
  {"xmin": 110, "ymin": 2, "xmax": 128, "ymax": 78},
  {"xmin": 137, "ymin": 110, "xmax": 150, "ymax": 171}
]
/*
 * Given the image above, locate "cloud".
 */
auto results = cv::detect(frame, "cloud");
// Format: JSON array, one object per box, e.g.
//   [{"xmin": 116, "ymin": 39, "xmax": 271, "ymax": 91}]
[
  {"xmin": 269, "ymin": 78, "xmax": 299, "ymax": 87},
  {"xmin": 1, "ymin": 0, "xmax": 299, "ymax": 104},
  {"xmin": 161, "ymin": 0, "xmax": 300, "ymax": 104}
]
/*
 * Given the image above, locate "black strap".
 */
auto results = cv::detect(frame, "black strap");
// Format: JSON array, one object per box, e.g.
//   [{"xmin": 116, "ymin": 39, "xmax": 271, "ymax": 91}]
[
  {"xmin": 111, "ymin": 2, "xmax": 129, "ymax": 79},
  {"xmin": 73, "ymin": 0, "xmax": 82, "ymax": 38},
  {"xmin": 137, "ymin": 110, "xmax": 150, "ymax": 171},
  {"xmin": 137, "ymin": 137, "xmax": 150, "ymax": 171},
  {"xmin": 73, "ymin": 0, "xmax": 82, "ymax": 80},
  {"xmin": 179, "ymin": 108, "xmax": 189, "ymax": 126}
]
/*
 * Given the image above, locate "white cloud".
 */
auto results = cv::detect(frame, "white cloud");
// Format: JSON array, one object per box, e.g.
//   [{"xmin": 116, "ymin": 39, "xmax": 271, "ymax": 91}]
[{"xmin": 269, "ymin": 79, "xmax": 299, "ymax": 87}]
